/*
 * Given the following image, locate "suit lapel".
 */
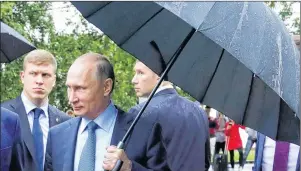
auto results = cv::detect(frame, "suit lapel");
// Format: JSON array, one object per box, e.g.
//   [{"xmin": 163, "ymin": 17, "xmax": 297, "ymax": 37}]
[
  {"xmin": 63, "ymin": 117, "xmax": 81, "ymax": 171},
  {"xmin": 48, "ymin": 106, "xmax": 60, "ymax": 127},
  {"xmin": 13, "ymin": 96, "xmax": 37, "ymax": 164},
  {"xmin": 110, "ymin": 108, "xmax": 134, "ymax": 146}
]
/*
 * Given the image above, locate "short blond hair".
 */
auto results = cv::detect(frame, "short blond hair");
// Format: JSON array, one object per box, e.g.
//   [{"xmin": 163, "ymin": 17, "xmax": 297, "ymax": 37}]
[{"xmin": 23, "ymin": 49, "xmax": 57, "ymax": 71}]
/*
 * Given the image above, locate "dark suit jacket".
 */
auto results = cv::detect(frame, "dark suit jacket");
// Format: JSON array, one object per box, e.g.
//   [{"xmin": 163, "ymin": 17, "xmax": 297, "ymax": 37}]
[
  {"xmin": 1, "ymin": 107, "xmax": 22, "ymax": 171},
  {"xmin": 1, "ymin": 96, "xmax": 71, "ymax": 171},
  {"xmin": 44, "ymin": 107, "xmax": 170, "ymax": 171},
  {"xmin": 129, "ymin": 88, "xmax": 209, "ymax": 171}
]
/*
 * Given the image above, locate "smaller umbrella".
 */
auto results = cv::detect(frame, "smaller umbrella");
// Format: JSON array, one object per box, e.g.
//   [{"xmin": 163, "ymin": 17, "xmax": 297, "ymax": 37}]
[{"xmin": 1, "ymin": 21, "xmax": 35, "ymax": 63}]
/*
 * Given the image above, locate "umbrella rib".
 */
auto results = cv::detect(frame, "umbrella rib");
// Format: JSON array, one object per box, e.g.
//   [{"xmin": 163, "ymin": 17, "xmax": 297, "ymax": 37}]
[
  {"xmin": 85, "ymin": 2, "xmax": 112, "ymax": 19},
  {"xmin": 119, "ymin": 7, "xmax": 164, "ymax": 46},
  {"xmin": 0, "ymin": 50, "xmax": 11, "ymax": 63},
  {"xmin": 200, "ymin": 48, "xmax": 225, "ymax": 102},
  {"xmin": 241, "ymin": 74, "xmax": 255, "ymax": 124}
]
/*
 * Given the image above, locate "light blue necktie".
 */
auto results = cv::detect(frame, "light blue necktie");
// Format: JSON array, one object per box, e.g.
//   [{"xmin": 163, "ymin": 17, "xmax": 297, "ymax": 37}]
[
  {"xmin": 32, "ymin": 108, "xmax": 44, "ymax": 171},
  {"xmin": 78, "ymin": 121, "xmax": 99, "ymax": 171}
]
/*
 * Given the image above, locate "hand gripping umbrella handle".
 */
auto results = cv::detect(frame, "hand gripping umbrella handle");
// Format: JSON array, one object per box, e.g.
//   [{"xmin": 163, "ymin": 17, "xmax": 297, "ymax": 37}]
[{"xmin": 105, "ymin": 141, "xmax": 124, "ymax": 171}]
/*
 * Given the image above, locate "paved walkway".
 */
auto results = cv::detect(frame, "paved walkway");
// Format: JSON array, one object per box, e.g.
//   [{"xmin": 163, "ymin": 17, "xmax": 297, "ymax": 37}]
[{"xmin": 208, "ymin": 163, "xmax": 253, "ymax": 171}]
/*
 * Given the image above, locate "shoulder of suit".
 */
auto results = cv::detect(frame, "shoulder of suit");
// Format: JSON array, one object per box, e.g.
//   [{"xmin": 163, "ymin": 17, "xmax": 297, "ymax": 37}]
[
  {"xmin": 49, "ymin": 116, "xmax": 77, "ymax": 133},
  {"xmin": 0, "ymin": 97, "xmax": 18, "ymax": 110},
  {"xmin": 1, "ymin": 107, "xmax": 19, "ymax": 122},
  {"xmin": 48, "ymin": 105, "xmax": 71, "ymax": 119}
]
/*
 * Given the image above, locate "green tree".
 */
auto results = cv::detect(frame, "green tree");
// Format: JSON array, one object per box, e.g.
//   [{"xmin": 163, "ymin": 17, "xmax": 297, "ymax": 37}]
[
  {"xmin": 266, "ymin": 1, "xmax": 300, "ymax": 34},
  {"xmin": 1, "ymin": 2, "xmax": 54, "ymax": 103},
  {"xmin": 1, "ymin": 2, "xmax": 138, "ymax": 112}
]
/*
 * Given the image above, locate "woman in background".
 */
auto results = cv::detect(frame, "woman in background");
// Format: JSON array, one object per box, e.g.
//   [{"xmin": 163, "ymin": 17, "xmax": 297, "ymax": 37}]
[{"xmin": 225, "ymin": 119, "xmax": 245, "ymax": 170}]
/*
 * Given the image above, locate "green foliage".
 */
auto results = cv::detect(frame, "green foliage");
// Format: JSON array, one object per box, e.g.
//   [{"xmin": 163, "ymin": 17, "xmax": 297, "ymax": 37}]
[
  {"xmin": 0, "ymin": 2, "xmax": 137, "ymax": 112},
  {"xmin": 1, "ymin": 2, "xmax": 54, "ymax": 104},
  {"xmin": 266, "ymin": 1, "xmax": 300, "ymax": 34}
]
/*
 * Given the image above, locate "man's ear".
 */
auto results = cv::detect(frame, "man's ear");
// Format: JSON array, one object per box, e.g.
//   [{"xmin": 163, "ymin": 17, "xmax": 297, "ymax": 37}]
[
  {"xmin": 53, "ymin": 75, "xmax": 56, "ymax": 87},
  {"xmin": 20, "ymin": 71, "xmax": 25, "ymax": 84},
  {"xmin": 103, "ymin": 78, "xmax": 113, "ymax": 96}
]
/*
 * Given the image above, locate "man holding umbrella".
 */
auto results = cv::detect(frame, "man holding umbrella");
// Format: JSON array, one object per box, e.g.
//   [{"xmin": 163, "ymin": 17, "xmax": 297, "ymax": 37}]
[
  {"xmin": 130, "ymin": 60, "xmax": 209, "ymax": 171},
  {"xmin": 44, "ymin": 52, "xmax": 170, "ymax": 171}
]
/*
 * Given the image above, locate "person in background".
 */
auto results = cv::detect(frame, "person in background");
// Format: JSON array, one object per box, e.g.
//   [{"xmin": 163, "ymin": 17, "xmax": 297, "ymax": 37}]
[
  {"xmin": 242, "ymin": 127, "xmax": 257, "ymax": 167},
  {"xmin": 205, "ymin": 106, "xmax": 217, "ymax": 163},
  {"xmin": 129, "ymin": 60, "xmax": 209, "ymax": 170},
  {"xmin": 214, "ymin": 112, "xmax": 226, "ymax": 155},
  {"xmin": 1, "ymin": 49, "xmax": 70, "ymax": 171},
  {"xmin": 253, "ymin": 132, "xmax": 300, "ymax": 171},
  {"xmin": 224, "ymin": 119, "xmax": 245, "ymax": 170}
]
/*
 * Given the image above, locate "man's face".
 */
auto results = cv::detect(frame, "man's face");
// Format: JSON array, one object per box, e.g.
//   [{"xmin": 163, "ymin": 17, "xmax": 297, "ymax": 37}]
[
  {"xmin": 132, "ymin": 61, "xmax": 159, "ymax": 97},
  {"xmin": 20, "ymin": 62, "xmax": 56, "ymax": 103},
  {"xmin": 66, "ymin": 61, "xmax": 109, "ymax": 118}
]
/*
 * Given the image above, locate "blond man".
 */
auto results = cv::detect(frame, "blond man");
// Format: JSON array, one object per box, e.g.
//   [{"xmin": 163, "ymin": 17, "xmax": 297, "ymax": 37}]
[
  {"xmin": 1, "ymin": 49, "xmax": 70, "ymax": 171},
  {"xmin": 129, "ymin": 60, "xmax": 209, "ymax": 171}
]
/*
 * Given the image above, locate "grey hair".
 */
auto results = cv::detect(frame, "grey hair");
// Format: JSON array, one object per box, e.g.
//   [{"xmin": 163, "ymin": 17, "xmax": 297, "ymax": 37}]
[
  {"xmin": 78, "ymin": 52, "xmax": 115, "ymax": 94},
  {"xmin": 94, "ymin": 54, "xmax": 115, "ymax": 94}
]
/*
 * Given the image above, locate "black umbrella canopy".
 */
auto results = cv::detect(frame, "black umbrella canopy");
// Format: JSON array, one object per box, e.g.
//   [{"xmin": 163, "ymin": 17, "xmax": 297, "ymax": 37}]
[
  {"xmin": 1, "ymin": 21, "xmax": 36, "ymax": 63},
  {"xmin": 72, "ymin": 1, "xmax": 300, "ymax": 145}
]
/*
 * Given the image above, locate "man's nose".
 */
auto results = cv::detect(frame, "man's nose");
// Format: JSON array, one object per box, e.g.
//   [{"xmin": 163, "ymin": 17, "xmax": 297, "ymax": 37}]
[
  {"xmin": 132, "ymin": 74, "xmax": 138, "ymax": 84},
  {"xmin": 35, "ymin": 74, "xmax": 44, "ymax": 84},
  {"xmin": 68, "ymin": 90, "xmax": 78, "ymax": 104}
]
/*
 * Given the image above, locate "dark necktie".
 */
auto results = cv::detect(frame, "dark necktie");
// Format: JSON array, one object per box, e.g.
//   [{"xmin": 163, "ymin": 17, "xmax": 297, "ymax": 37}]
[
  {"xmin": 78, "ymin": 121, "xmax": 99, "ymax": 171},
  {"xmin": 32, "ymin": 108, "xmax": 44, "ymax": 171},
  {"xmin": 273, "ymin": 141, "xmax": 290, "ymax": 171}
]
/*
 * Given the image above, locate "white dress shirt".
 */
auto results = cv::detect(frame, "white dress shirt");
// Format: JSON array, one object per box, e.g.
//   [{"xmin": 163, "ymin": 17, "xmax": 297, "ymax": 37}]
[
  {"xmin": 21, "ymin": 92, "xmax": 49, "ymax": 166},
  {"xmin": 74, "ymin": 102, "xmax": 117, "ymax": 171},
  {"xmin": 262, "ymin": 136, "xmax": 300, "ymax": 171}
]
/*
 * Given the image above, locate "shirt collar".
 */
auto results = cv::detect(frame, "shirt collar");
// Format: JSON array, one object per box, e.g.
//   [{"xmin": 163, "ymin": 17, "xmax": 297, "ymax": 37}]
[
  {"xmin": 79, "ymin": 101, "xmax": 117, "ymax": 133},
  {"xmin": 21, "ymin": 91, "xmax": 49, "ymax": 117},
  {"xmin": 156, "ymin": 84, "xmax": 174, "ymax": 94},
  {"xmin": 138, "ymin": 85, "xmax": 174, "ymax": 104}
]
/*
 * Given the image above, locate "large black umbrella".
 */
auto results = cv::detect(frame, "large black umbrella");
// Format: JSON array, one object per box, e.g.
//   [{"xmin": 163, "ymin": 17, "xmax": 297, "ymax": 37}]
[
  {"xmin": 1, "ymin": 21, "xmax": 35, "ymax": 63},
  {"xmin": 72, "ymin": 0, "xmax": 299, "ymax": 157}
]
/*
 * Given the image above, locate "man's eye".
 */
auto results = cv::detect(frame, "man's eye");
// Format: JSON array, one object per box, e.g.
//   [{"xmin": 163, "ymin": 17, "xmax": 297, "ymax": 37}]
[{"xmin": 77, "ymin": 87, "xmax": 85, "ymax": 90}]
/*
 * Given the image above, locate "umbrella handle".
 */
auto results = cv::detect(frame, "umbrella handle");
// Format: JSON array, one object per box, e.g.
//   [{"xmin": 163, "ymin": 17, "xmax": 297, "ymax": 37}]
[
  {"xmin": 105, "ymin": 141, "xmax": 124, "ymax": 171},
  {"xmin": 110, "ymin": 160, "xmax": 123, "ymax": 171}
]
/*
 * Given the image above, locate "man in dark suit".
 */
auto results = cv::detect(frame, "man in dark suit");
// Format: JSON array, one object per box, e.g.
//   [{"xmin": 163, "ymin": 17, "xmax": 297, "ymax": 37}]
[
  {"xmin": 1, "ymin": 107, "xmax": 22, "ymax": 171},
  {"xmin": 130, "ymin": 60, "xmax": 209, "ymax": 171},
  {"xmin": 1, "ymin": 49, "xmax": 70, "ymax": 171},
  {"xmin": 44, "ymin": 52, "xmax": 169, "ymax": 171}
]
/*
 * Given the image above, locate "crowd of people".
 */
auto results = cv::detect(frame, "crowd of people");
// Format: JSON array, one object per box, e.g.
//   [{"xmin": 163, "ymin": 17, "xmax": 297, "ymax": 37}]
[
  {"xmin": 0, "ymin": 48, "xmax": 300, "ymax": 171},
  {"xmin": 205, "ymin": 108, "xmax": 300, "ymax": 171}
]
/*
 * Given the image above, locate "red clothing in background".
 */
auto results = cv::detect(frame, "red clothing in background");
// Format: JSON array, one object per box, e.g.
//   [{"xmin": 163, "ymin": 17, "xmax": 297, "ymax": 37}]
[{"xmin": 224, "ymin": 122, "xmax": 245, "ymax": 150}]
